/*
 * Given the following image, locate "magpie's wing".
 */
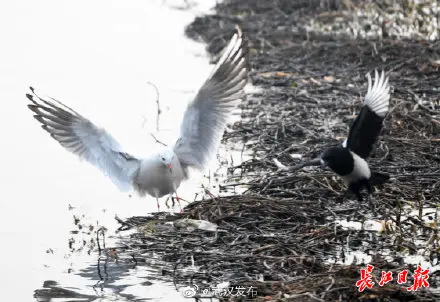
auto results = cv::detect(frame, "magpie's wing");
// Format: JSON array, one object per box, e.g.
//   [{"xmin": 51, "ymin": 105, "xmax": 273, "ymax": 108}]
[
  {"xmin": 26, "ymin": 88, "xmax": 140, "ymax": 191},
  {"xmin": 173, "ymin": 27, "xmax": 248, "ymax": 171},
  {"xmin": 345, "ymin": 70, "xmax": 390, "ymax": 159}
]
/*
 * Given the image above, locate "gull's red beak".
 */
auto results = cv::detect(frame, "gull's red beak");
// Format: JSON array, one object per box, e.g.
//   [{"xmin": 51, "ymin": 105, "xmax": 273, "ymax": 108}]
[{"xmin": 167, "ymin": 164, "xmax": 172, "ymax": 170}]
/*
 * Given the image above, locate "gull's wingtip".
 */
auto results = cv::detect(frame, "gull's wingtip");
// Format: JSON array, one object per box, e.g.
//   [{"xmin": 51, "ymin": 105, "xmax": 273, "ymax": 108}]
[{"xmin": 27, "ymin": 105, "xmax": 38, "ymax": 113}]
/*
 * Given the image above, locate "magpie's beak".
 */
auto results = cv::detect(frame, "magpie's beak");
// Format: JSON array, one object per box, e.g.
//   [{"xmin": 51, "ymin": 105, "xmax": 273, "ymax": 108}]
[{"xmin": 288, "ymin": 158, "xmax": 322, "ymax": 172}]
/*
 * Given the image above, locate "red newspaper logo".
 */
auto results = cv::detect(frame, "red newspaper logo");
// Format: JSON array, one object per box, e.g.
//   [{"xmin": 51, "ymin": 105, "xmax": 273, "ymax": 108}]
[
  {"xmin": 397, "ymin": 270, "xmax": 408, "ymax": 284},
  {"xmin": 356, "ymin": 264, "xmax": 375, "ymax": 292},
  {"xmin": 355, "ymin": 265, "xmax": 431, "ymax": 292},
  {"xmin": 407, "ymin": 265, "xmax": 430, "ymax": 291},
  {"xmin": 379, "ymin": 271, "xmax": 393, "ymax": 286}
]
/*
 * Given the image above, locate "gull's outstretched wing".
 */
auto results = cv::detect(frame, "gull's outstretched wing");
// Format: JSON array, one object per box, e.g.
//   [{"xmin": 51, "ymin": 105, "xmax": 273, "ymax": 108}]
[
  {"xmin": 345, "ymin": 70, "xmax": 390, "ymax": 159},
  {"xmin": 173, "ymin": 27, "xmax": 248, "ymax": 173},
  {"xmin": 26, "ymin": 88, "xmax": 140, "ymax": 191}
]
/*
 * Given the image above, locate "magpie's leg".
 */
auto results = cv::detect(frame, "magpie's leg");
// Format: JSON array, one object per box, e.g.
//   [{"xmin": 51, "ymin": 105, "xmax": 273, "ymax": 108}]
[
  {"xmin": 347, "ymin": 182, "xmax": 362, "ymax": 216},
  {"xmin": 364, "ymin": 180, "xmax": 376, "ymax": 214},
  {"xmin": 354, "ymin": 190, "xmax": 363, "ymax": 202},
  {"xmin": 366, "ymin": 180, "xmax": 373, "ymax": 194},
  {"xmin": 367, "ymin": 193, "xmax": 376, "ymax": 214},
  {"xmin": 349, "ymin": 182, "xmax": 363, "ymax": 202}
]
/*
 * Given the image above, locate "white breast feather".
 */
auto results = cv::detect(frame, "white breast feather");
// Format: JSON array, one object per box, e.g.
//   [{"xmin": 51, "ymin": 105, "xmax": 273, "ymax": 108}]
[{"xmin": 341, "ymin": 152, "xmax": 371, "ymax": 184}]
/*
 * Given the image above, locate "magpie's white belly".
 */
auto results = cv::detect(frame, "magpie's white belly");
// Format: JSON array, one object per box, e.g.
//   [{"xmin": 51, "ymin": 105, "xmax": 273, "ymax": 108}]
[{"xmin": 341, "ymin": 152, "xmax": 371, "ymax": 184}]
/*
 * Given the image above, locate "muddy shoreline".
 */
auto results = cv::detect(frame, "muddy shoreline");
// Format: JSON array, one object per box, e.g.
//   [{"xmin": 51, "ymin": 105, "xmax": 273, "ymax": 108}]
[{"xmin": 116, "ymin": 1, "xmax": 440, "ymax": 301}]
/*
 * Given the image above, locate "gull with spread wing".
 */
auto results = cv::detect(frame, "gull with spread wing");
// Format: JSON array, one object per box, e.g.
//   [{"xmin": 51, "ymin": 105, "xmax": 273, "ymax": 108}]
[{"xmin": 26, "ymin": 27, "xmax": 248, "ymax": 211}]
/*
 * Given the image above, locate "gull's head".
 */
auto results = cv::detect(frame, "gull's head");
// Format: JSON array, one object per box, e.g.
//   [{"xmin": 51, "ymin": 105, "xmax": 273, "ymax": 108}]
[{"xmin": 158, "ymin": 149, "xmax": 175, "ymax": 171}]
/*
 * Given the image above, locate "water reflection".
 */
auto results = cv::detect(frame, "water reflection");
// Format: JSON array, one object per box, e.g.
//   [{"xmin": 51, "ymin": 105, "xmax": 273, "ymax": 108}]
[
  {"xmin": 34, "ymin": 224, "xmax": 212, "ymax": 302},
  {"xmin": 35, "ymin": 280, "xmax": 96, "ymax": 302}
]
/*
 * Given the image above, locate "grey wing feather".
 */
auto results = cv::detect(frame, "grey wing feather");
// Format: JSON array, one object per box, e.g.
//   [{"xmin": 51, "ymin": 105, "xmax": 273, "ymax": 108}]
[
  {"xmin": 173, "ymin": 27, "xmax": 249, "ymax": 173},
  {"xmin": 26, "ymin": 87, "xmax": 140, "ymax": 191}
]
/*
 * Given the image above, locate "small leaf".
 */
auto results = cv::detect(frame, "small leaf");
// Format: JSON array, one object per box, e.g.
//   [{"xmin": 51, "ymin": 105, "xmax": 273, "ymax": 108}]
[
  {"xmin": 275, "ymin": 71, "xmax": 289, "ymax": 77},
  {"xmin": 324, "ymin": 75, "xmax": 335, "ymax": 82}
]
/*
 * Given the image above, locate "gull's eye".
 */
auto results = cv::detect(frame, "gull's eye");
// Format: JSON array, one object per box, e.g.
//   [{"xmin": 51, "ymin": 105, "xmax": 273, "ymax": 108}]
[{"xmin": 161, "ymin": 157, "xmax": 165, "ymax": 161}]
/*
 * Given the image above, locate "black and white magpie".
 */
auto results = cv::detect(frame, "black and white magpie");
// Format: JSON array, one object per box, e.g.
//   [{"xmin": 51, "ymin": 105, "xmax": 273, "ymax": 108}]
[{"xmin": 294, "ymin": 70, "xmax": 391, "ymax": 201}]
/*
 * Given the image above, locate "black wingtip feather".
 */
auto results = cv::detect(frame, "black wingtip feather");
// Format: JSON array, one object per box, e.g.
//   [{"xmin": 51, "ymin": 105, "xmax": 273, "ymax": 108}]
[
  {"xmin": 26, "ymin": 93, "xmax": 34, "ymax": 101},
  {"xmin": 345, "ymin": 105, "xmax": 384, "ymax": 159},
  {"xmin": 34, "ymin": 115, "xmax": 47, "ymax": 124},
  {"xmin": 29, "ymin": 86, "xmax": 35, "ymax": 93},
  {"xmin": 27, "ymin": 104, "xmax": 38, "ymax": 113},
  {"xmin": 33, "ymin": 115, "xmax": 45, "ymax": 125}
]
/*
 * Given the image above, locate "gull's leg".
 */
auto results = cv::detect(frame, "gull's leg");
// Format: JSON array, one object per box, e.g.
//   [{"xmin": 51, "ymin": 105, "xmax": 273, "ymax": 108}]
[
  {"xmin": 171, "ymin": 183, "xmax": 183, "ymax": 213},
  {"xmin": 201, "ymin": 184, "xmax": 218, "ymax": 200},
  {"xmin": 153, "ymin": 189, "xmax": 161, "ymax": 213},
  {"xmin": 174, "ymin": 192, "xmax": 183, "ymax": 213},
  {"xmin": 165, "ymin": 193, "xmax": 176, "ymax": 214},
  {"xmin": 164, "ymin": 195, "xmax": 172, "ymax": 209},
  {"xmin": 204, "ymin": 188, "xmax": 217, "ymax": 200},
  {"xmin": 156, "ymin": 197, "xmax": 160, "ymax": 212},
  {"xmin": 172, "ymin": 195, "xmax": 190, "ymax": 204}
]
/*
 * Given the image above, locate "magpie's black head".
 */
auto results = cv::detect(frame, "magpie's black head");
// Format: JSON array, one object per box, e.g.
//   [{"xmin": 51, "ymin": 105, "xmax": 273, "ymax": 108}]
[{"xmin": 321, "ymin": 147, "xmax": 354, "ymax": 176}]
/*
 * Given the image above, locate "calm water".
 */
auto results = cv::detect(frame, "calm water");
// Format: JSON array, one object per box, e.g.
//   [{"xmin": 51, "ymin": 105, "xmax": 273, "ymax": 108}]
[{"xmin": 0, "ymin": 0, "xmax": 247, "ymax": 300}]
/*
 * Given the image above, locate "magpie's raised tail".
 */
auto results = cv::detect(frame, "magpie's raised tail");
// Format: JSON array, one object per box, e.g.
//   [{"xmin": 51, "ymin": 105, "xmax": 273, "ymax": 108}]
[{"xmin": 370, "ymin": 171, "xmax": 390, "ymax": 186}]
